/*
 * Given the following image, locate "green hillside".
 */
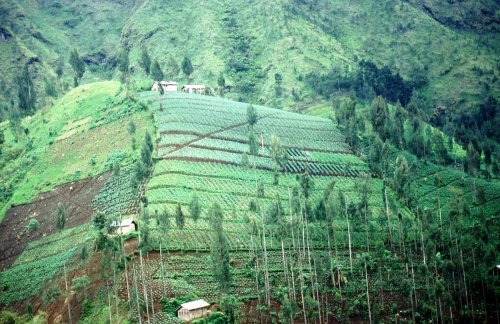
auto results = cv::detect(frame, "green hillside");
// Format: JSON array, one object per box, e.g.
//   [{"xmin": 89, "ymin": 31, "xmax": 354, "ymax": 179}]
[
  {"xmin": 0, "ymin": 0, "xmax": 499, "ymax": 323},
  {"xmin": 0, "ymin": 81, "xmax": 155, "ymax": 218},
  {"xmin": 0, "ymin": 87, "xmax": 498, "ymax": 322},
  {"xmin": 1, "ymin": 0, "xmax": 498, "ymax": 113}
]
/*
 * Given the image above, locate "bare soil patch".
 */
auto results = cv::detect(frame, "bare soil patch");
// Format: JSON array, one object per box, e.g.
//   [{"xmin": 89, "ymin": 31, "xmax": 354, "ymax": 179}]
[{"xmin": 0, "ymin": 173, "xmax": 110, "ymax": 271}]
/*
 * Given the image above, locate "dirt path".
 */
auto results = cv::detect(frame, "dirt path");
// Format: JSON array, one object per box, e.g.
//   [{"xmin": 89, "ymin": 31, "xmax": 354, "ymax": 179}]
[{"xmin": 159, "ymin": 112, "xmax": 279, "ymax": 156}]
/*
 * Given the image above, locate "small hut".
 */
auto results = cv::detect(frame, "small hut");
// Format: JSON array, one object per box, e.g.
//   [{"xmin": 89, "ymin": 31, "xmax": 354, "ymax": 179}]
[
  {"xmin": 177, "ymin": 299, "xmax": 210, "ymax": 322},
  {"xmin": 152, "ymin": 81, "xmax": 178, "ymax": 92},
  {"xmin": 109, "ymin": 219, "xmax": 138, "ymax": 235},
  {"xmin": 181, "ymin": 85, "xmax": 206, "ymax": 94}
]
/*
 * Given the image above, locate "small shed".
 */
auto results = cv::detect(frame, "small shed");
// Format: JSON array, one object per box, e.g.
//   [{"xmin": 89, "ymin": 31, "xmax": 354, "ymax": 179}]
[
  {"xmin": 491, "ymin": 265, "xmax": 500, "ymax": 276},
  {"xmin": 152, "ymin": 81, "xmax": 178, "ymax": 92},
  {"xmin": 177, "ymin": 299, "xmax": 210, "ymax": 322},
  {"xmin": 110, "ymin": 219, "xmax": 138, "ymax": 235},
  {"xmin": 181, "ymin": 84, "xmax": 206, "ymax": 94}
]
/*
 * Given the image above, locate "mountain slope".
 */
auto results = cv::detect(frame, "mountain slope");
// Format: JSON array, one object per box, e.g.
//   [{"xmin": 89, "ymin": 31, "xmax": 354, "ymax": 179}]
[
  {"xmin": 0, "ymin": 81, "xmax": 155, "ymax": 219},
  {"xmin": 0, "ymin": 0, "xmax": 143, "ymax": 112},
  {"xmin": 0, "ymin": 85, "xmax": 498, "ymax": 322},
  {"xmin": 2, "ymin": 0, "xmax": 498, "ymax": 114}
]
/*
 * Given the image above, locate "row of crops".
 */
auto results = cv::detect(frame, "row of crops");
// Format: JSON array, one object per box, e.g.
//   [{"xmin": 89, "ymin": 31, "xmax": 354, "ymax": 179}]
[
  {"xmin": 14, "ymin": 224, "xmax": 92, "ymax": 266},
  {"xmin": 137, "ymin": 92, "xmax": 408, "ymax": 255},
  {"xmin": 116, "ymin": 246, "xmax": 423, "ymax": 308},
  {"xmin": 0, "ymin": 224, "xmax": 94, "ymax": 305},
  {"xmin": 385, "ymin": 149, "xmax": 500, "ymax": 223},
  {"xmin": 92, "ymin": 164, "xmax": 140, "ymax": 218},
  {"xmin": 150, "ymin": 160, "xmax": 384, "ymax": 195},
  {"xmin": 0, "ymin": 248, "xmax": 77, "ymax": 304},
  {"xmin": 147, "ymin": 171, "xmax": 385, "ymax": 210}
]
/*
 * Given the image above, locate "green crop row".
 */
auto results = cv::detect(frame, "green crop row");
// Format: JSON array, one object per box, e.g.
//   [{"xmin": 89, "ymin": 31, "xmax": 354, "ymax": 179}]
[
  {"xmin": 15, "ymin": 224, "xmax": 92, "ymax": 265},
  {"xmin": 0, "ymin": 248, "xmax": 77, "ymax": 305},
  {"xmin": 160, "ymin": 147, "xmax": 275, "ymax": 169},
  {"xmin": 159, "ymin": 134, "xmax": 199, "ymax": 147},
  {"xmin": 92, "ymin": 164, "xmax": 139, "ymax": 217}
]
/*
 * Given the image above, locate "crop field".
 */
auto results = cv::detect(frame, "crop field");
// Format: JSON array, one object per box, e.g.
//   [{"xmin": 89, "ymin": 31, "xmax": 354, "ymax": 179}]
[
  {"xmin": 385, "ymin": 149, "xmax": 500, "ymax": 226},
  {"xmin": 0, "ymin": 223, "xmax": 93, "ymax": 305},
  {"xmin": 0, "ymin": 174, "xmax": 109, "ymax": 271},
  {"xmin": 132, "ymin": 92, "xmax": 410, "ymax": 256},
  {"xmin": 92, "ymin": 164, "xmax": 141, "ymax": 219},
  {"xmin": 115, "ymin": 249, "xmax": 426, "ymax": 321}
]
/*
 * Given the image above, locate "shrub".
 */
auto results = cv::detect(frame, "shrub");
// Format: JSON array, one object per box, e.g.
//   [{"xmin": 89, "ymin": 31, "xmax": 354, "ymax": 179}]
[
  {"xmin": 26, "ymin": 219, "xmax": 39, "ymax": 231},
  {"xmin": 44, "ymin": 285, "xmax": 61, "ymax": 303}
]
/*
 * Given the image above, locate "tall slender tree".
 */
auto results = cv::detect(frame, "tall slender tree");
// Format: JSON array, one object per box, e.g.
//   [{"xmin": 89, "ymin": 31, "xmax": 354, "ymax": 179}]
[
  {"xmin": 370, "ymin": 96, "xmax": 389, "ymax": 141},
  {"xmin": 140, "ymin": 48, "xmax": 151, "ymax": 75},
  {"xmin": 247, "ymin": 104, "xmax": 258, "ymax": 126},
  {"xmin": 181, "ymin": 56, "xmax": 193, "ymax": 82},
  {"xmin": 209, "ymin": 203, "xmax": 231, "ymax": 292},
  {"xmin": 17, "ymin": 64, "xmax": 36, "ymax": 114},
  {"xmin": 150, "ymin": 59, "xmax": 164, "ymax": 82},
  {"xmin": 55, "ymin": 203, "xmax": 66, "ymax": 231},
  {"xmin": 175, "ymin": 203, "xmax": 185, "ymax": 229},
  {"xmin": 189, "ymin": 194, "xmax": 201, "ymax": 222},
  {"xmin": 69, "ymin": 48, "xmax": 85, "ymax": 86},
  {"xmin": 217, "ymin": 73, "xmax": 226, "ymax": 96},
  {"xmin": 118, "ymin": 49, "xmax": 130, "ymax": 95}
]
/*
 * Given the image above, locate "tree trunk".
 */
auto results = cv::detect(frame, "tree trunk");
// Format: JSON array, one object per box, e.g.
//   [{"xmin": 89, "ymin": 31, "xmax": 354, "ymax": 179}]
[
  {"xmin": 63, "ymin": 264, "xmax": 73, "ymax": 324},
  {"xmin": 133, "ymin": 263, "xmax": 143, "ymax": 324},
  {"xmin": 384, "ymin": 185, "xmax": 393, "ymax": 248},
  {"xmin": 139, "ymin": 249, "xmax": 150, "ymax": 323},
  {"xmin": 160, "ymin": 242, "xmax": 167, "ymax": 297},
  {"xmin": 113, "ymin": 267, "xmax": 119, "ymax": 319},
  {"xmin": 364, "ymin": 260, "xmax": 372, "ymax": 324},
  {"xmin": 345, "ymin": 203, "xmax": 353, "ymax": 272},
  {"xmin": 261, "ymin": 213, "xmax": 271, "ymax": 307}
]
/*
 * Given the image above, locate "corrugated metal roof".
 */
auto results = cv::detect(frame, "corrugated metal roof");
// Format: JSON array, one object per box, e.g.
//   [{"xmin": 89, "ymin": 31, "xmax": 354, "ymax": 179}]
[{"xmin": 180, "ymin": 299, "xmax": 210, "ymax": 310}]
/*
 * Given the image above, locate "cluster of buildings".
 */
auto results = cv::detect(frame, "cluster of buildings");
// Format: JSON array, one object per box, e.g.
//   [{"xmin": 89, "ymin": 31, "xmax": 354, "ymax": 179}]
[{"xmin": 151, "ymin": 81, "xmax": 206, "ymax": 94}]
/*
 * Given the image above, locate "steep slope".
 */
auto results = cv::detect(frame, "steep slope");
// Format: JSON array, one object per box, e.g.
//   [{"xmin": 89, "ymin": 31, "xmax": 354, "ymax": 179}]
[
  {"xmin": 0, "ymin": 0, "xmax": 143, "ymax": 111},
  {"xmin": 0, "ymin": 81, "xmax": 155, "ymax": 219},
  {"xmin": 0, "ymin": 87, "xmax": 498, "ymax": 322},
  {"xmin": 123, "ymin": 0, "xmax": 499, "ymax": 110},
  {"xmin": 404, "ymin": 0, "xmax": 500, "ymax": 32},
  {"xmin": 2, "ymin": 0, "xmax": 498, "ymax": 115}
]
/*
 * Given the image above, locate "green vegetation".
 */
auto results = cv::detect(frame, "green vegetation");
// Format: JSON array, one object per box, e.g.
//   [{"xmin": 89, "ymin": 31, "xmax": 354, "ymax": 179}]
[
  {"xmin": 0, "ymin": 0, "xmax": 498, "ymax": 322},
  {"xmin": 0, "ymin": 81, "xmax": 155, "ymax": 219},
  {"xmin": 0, "ymin": 224, "xmax": 93, "ymax": 304}
]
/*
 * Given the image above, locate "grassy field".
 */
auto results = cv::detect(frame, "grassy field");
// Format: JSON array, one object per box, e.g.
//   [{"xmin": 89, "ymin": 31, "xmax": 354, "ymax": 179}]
[{"xmin": 0, "ymin": 81, "xmax": 156, "ymax": 220}]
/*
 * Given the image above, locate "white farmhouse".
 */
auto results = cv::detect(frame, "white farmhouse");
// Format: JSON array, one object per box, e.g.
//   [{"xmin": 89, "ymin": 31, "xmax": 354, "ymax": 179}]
[
  {"xmin": 181, "ymin": 84, "xmax": 206, "ymax": 94},
  {"xmin": 177, "ymin": 299, "xmax": 210, "ymax": 322},
  {"xmin": 152, "ymin": 81, "xmax": 178, "ymax": 92},
  {"xmin": 109, "ymin": 219, "xmax": 138, "ymax": 235}
]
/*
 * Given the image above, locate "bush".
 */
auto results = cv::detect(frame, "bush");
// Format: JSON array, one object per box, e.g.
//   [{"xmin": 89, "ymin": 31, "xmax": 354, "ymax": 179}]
[
  {"xmin": 44, "ymin": 285, "xmax": 61, "ymax": 303},
  {"xmin": 26, "ymin": 219, "xmax": 39, "ymax": 231},
  {"xmin": 0, "ymin": 310, "xmax": 21, "ymax": 324},
  {"xmin": 191, "ymin": 312, "xmax": 227, "ymax": 324},
  {"xmin": 81, "ymin": 299, "xmax": 93, "ymax": 319}
]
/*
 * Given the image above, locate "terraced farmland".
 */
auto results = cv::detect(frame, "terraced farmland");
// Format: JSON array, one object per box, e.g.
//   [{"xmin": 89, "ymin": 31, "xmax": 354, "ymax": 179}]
[
  {"xmin": 136, "ymin": 92, "xmax": 405, "ymax": 252},
  {"xmin": 0, "ymin": 224, "xmax": 93, "ymax": 304}
]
